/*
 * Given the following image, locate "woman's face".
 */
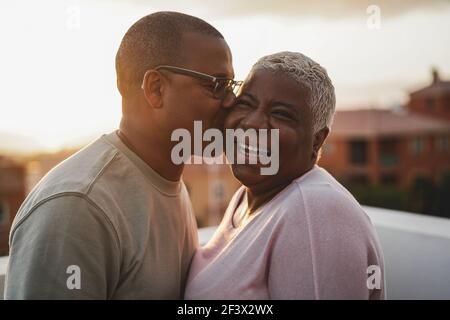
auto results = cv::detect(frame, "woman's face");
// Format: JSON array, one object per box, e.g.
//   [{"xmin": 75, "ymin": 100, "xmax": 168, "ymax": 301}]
[{"xmin": 224, "ymin": 69, "xmax": 323, "ymax": 193}]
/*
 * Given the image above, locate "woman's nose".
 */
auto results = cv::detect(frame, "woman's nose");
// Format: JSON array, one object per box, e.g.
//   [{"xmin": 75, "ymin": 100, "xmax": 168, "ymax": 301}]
[{"xmin": 241, "ymin": 109, "xmax": 268, "ymax": 130}]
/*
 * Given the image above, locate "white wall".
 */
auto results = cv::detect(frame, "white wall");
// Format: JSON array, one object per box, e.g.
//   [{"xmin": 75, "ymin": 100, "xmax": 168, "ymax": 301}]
[{"xmin": 365, "ymin": 206, "xmax": 450, "ymax": 299}]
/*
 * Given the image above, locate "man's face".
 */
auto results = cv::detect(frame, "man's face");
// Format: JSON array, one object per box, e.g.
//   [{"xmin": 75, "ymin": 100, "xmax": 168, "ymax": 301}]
[{"xmin": 162, "ymin": 32, "xmax": 235, "ymax": 134}]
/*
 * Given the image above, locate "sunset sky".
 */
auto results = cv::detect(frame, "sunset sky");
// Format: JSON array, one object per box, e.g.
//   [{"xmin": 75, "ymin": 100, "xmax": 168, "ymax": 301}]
[{"xmin": 1, "ymin": 0, "xmax": 450, "ymax": 152}]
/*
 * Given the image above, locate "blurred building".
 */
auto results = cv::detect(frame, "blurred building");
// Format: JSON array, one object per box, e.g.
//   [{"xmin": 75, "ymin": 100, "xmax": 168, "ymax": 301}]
[
  {"xmin": 0, "ymin": 156, "xmax": 25, "ymax": 256},
  {"xmin": 320, "ymin": 69, "xmax": 450, "ymax": 189},
  {"xmin": 407, "ymin": 68, "xmax": 450, "ymax": 121},
  {"xmin": 25, "ymin": 149, "xmax": 78, "ymax": 194},
  {"xmin": 319, "ymin": 109, "xmax": 450, "ymax": 188},
  {"xmin": 182, "ymin": 161, "xmax": 241, "ymax": 227}
]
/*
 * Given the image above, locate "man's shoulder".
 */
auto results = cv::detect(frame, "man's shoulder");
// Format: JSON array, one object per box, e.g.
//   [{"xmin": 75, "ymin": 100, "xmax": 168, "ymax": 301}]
[
  {"xmin": 19, "ymin": 135, "xmax": 120, "ymax": 217},
  {"xmin": 11, "ymin": 193, "xmax": 112, "ymax": 236},
  {"xmin": 9, "ymin": 134, "xmax": 127, "ymax": 245}
]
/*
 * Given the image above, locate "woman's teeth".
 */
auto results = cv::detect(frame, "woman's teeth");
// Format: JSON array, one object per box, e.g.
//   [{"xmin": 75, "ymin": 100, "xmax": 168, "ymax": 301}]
[{"xmin": 237, "ymin": 142, "xmax": 269, "ymax": 157}]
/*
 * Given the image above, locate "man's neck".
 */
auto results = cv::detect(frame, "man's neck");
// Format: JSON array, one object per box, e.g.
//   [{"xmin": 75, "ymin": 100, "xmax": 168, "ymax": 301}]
[{"xmin": 117, "ymin": 124, "xmax": 184, "ymax": 182}]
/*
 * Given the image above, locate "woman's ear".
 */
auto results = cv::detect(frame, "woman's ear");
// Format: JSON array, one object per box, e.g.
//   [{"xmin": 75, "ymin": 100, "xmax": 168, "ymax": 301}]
[
  {"xmin": 141, "ymin": 70, "xmax": 164, "ymax": 109},
  {"xmin": 312, "ymin": 127, "xmax": 330, "ymax": 160}
]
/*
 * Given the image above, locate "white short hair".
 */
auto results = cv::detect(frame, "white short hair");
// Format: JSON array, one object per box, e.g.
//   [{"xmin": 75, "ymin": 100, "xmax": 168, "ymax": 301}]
[{"xmin": 251, "ymin": 51, "xmax": 336, "ymax": 133}]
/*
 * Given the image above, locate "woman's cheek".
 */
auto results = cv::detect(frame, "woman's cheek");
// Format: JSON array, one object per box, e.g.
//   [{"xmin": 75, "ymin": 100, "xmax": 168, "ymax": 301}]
[{"xmin": 224, "ymin": 112, "xmax": 245, "ymax": 129}]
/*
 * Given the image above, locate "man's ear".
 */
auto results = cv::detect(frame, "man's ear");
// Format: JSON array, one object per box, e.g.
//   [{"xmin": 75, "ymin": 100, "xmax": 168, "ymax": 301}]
[
  {"xmin": 312, "ymin": 127, "xmax": 330, "ymax": 160},
  {"xmin": 142, "ymin": 70, "xmax": 164, "ymax": 109}
]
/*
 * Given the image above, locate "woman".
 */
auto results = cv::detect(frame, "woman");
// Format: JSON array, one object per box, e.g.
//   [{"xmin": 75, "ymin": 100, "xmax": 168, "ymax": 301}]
[{"xmin": 184, "ymin": 51, "xmax": 385, "ymax": 299}]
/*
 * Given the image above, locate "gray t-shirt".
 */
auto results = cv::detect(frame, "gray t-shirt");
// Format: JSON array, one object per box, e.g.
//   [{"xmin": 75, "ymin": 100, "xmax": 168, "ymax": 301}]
[{"xmin": 5, "ymin": 131, "xmax": 198, "ymax": 299}]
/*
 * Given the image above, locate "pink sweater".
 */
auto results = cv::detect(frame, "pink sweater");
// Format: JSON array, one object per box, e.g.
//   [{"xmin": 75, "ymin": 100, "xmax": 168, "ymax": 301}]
[{"xmin": 184, "ymin": 166, "xmax": 385, "ymax": 299}]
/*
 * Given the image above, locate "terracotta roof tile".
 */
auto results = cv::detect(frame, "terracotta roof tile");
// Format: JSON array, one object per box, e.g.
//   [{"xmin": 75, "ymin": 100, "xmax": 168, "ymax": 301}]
[{"xmin": 330, "ymin": 109, "xmax": 450, "ymax": 138}]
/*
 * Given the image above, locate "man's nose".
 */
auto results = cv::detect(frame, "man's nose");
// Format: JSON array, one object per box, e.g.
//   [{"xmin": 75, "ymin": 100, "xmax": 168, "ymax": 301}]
[{"xmin": 221, "ymin": 92, "xmax": 237, "ymax": 109}]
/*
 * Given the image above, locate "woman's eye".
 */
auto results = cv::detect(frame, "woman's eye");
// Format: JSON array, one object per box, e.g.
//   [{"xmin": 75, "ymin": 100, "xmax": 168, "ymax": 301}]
[
  {"xmin": 234, "ymin": 100, "xmax": 252, "ymax": 109},
  {"xmin": 271, "ymin": 110, "xmax": 293, "ymax": 120}
]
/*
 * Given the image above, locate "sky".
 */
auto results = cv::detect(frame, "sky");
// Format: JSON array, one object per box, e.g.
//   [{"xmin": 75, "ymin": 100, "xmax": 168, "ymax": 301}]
[{"xmin": 1, "ymin": 0, "xmax": 450, "ymax": 153}]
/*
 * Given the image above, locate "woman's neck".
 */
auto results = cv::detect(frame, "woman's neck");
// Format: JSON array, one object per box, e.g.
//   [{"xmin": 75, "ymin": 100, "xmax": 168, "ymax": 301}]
[
  {"xmin": 245, "ymin": 164, "xmax": 315, "ymax": 213},
  {"xmin": 245, "ymin": 181, "xmax": 290, "ymax": 213}
]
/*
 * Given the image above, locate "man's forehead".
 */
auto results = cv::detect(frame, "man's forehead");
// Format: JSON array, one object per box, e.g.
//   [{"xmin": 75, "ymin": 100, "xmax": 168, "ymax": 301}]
[{"xmin": 180, "ymin": 32, "xmax": 234, "ymax": 78}]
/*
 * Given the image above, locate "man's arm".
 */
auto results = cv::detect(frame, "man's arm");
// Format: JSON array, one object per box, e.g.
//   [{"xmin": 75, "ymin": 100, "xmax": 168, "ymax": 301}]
[{"xmin": 5, "ymin": 194, "xmax": 121, "ymax": 299}]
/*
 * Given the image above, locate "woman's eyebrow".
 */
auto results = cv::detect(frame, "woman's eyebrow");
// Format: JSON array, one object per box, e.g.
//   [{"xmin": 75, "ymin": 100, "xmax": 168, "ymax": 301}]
[
  {"xmin": 239, "ymin": 92, "xmax": 259, "ymax": 103},
  {"xmin": 272, "ymin": 101, "xmax": 299, "ymax": 112}
]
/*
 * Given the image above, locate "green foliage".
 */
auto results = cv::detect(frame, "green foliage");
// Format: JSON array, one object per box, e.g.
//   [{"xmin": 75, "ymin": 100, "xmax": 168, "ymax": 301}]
[
  {"xmin": 346, "ymin": 183, "xmax": 409, "ymax": 211},
  {"xmin": 435, "ymin": 172, "xmax": 450, "ymax": 218},
  {"xmin": 408, "ymin": 176, "xmax": 437, "ymax": 215},
  {"xmin": 344, "ymin": 171, "xmax": 450, "ymax": 218}
]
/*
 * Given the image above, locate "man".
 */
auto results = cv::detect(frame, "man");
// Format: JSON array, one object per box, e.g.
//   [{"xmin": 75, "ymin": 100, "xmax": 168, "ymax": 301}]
[{"xmin": 5, "ymin": 11, "xmax": 239, "ymax": 299}]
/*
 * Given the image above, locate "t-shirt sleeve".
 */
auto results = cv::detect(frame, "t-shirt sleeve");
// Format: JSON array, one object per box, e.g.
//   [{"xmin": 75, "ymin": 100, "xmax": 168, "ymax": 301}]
[
  {"xmin": 267, "ymin": 216, "xmax": 318, "ymax": 299},
  {"xmin": 267, "ymin": 188, "xmax": 385, "ymax": 300},
  {"xmin": 4, "ymin": 195, "xmax": 121, "ymax": 300}
]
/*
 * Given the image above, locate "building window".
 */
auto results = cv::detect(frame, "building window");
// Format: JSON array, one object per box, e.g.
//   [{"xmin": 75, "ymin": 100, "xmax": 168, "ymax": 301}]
[
  {"xmin": 348, "ymin": 174, "xmax": 369, "ymax": 185},
  {"xmin": 379, "ymin": 139, "xmax": 399, "ymax": 166},
  {"xmin": 436, "ymin": 135, "xmax": 449, "ymax": 153},
  {"xmin": 426, "ymin": 98, "xmax": 434, "ymax": 110},
  {"xmin": 410, "ymin": 137, "xmax": 424, "ymax": 155},
  {"xmin": 349, "ymin": 140, "xmax": 368, "ymax": 165},
  {"xmin": 381, "ymin": 174, "xmax": 398, "ymax": 185},
  {"xmin": 0, "ymin": 200, "xmax": 9, "ymax": 226}
]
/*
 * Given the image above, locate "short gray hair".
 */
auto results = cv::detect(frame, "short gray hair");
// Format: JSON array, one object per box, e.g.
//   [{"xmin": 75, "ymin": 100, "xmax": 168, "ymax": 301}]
[{"xmin": 251, "ymin": 51, "xmax": 336, "ymax": 133}]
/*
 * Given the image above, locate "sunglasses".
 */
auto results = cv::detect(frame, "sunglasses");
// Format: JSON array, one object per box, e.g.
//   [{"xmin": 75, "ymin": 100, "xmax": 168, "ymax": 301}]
[{"xmin": 142, "ymin": 65, "xmax": 243, "ymax": 100}]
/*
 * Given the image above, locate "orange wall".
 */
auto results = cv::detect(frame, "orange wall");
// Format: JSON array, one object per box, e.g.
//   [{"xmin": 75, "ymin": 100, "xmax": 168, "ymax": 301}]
[
  {"xmin": 319, "ymin": 133, "xmax": 450, "ymax": 189},
  {"xmin": 0, "ymin": 165, "xmax": 26, "ymax": 256},
  {"xmin": 408, "ymin": 94, "xmax": 450, "ymax": 121}
]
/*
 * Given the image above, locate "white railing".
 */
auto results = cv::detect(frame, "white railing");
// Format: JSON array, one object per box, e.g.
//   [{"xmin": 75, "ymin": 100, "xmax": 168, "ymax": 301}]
[
  {"xmin": 363, "ymin": 206, "xmax": 450, "ymax": 299},
  {"xmin": 2, "ymin": 206, "xmax": 450, "ymax": 299}
]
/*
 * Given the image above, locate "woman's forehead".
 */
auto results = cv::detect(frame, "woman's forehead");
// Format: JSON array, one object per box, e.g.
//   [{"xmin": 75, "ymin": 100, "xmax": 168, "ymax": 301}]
[{"xmin": 241, "ymin": 69, "xmax": 310, "ymax": 107}]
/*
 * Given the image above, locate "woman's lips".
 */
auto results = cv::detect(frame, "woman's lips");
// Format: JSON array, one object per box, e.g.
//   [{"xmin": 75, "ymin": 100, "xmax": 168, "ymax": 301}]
[
  {"xmin": 237, "ymin": 141, "xmax": 269, "ymax": 157},
  {"xmin": 235, "ymin": 141, "xmax": 271, "ymax": 166}
]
